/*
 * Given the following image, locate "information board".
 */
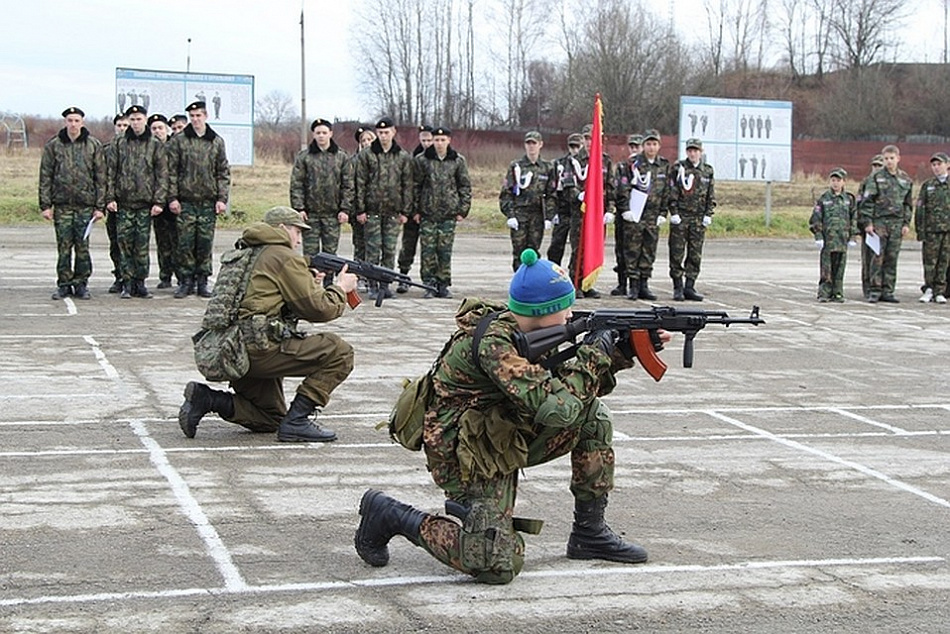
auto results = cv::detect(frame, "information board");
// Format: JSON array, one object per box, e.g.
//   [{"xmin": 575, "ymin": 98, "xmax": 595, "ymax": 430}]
[
  {"xmin": 678, "ymin": 96, "xmax": 793, "ymax": 182},
  {"xmin": 115, "ymin": 68, "xmax": 255, "ymax": 166}
]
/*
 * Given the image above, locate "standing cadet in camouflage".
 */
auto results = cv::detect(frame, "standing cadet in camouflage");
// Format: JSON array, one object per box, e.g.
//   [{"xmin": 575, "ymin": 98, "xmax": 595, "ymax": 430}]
[
  {"xmin": 289, "ymin": 118, "xmax": 352, "ymax": 258},
  {"xmin": 106, "ymin": 113, "xmax": 130, "ymax": 293},
  {"xmin": 809, "ymin": 168, "xmax": 858, "ymax": 302},
  {"xmin": 610, "ymin": 133, "xmax": 642, "ymax": 296},
  {"xmin": 858, "ymin": 155, "xmax": 885, "ymax": 298},
  {"xmin": 349, "ymin": 126, "xmax": 375, "ymax": 276},
  {"xmin": 412, "ymin": 126, "xmax": 471, "ymax": 298},
  {"xmin": 167, "ymin": 100, "xmax": 231, "ymax": 299},
  {"xmin": 667, "ymin": 138, "xmax": 715, "ymax": 301},
  {"xmin": 149, "ymin": 113, "xmax": 178, "ymax": 289},
  {"xmin": 395, "ymin": 125, "xmax": 434, "ymax": 293},
  {"xmin": 169, "ymin": 114, "xmax": 187, "ymax": 136},
  {"xmin": 615, "ymin": 130, "xmax": 670, "ymax": 301},
  {"xmin": 356, "ymin": 249, "xmax": 668, "ymax": 584},
  {"xmin": 500, "ymin": 131, "xmax": 555, "ymax": 272},
  {"xmin": 858, "ymin": 145, "xmax": 913, "ymax": 303},
  {"xmin": 39, "ymin": 107, "xmax": 106, "ymax": 300},
  {"xmin": 547, "ymin": 133, "xmax": 584, "ymax": 267},
  {"xmin": 915, "ymin": 152, "xmax": 950, "ymax": 304},
  {"xmin": 354, "ymin": 117, "xmax": 413, "ymax": 300},
  {"xmin": 105, "ymin": 105, "xmax": 168, "ymax": 299}
]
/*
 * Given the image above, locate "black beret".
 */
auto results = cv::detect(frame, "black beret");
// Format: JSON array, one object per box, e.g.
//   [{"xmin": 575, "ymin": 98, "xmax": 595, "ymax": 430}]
[
  {"xmin": 113, "ymin": 113, "xmax": 127, "ymax": 124},
  {"xmin": 375, "ymin": 116, "xmax": 395, "ymax": 129},
  {"xmin": 124, "ymin": 105, "xmax": 147, "ymax": 117},
  {"xmin": 62, "ymin": 106, "xmax": 85, "ymax": 118},
  {"xmin": 147, "ymin": 113, "xmax": 168, "ymax": 126},
  {"xmin": 310, "ymin": 118, "xmax": 332, "ymax": 131},
  {"xmin": 432, "ymin": 126, "xmax": 452, "ymax": 137},
  {"xmin": 170, "ymin": 114, "xmax": 187, "ymax": 123},
  {"xmin": 418, "ymin": 124, "xmax": 433, "ymax": 133},
  {"xmin": 186, "ymin": 101, "xmax": 206, "ymax": 112},
  {"xmin": 353, "ymin": 126, "xmax": 368, "ymax": 143}
]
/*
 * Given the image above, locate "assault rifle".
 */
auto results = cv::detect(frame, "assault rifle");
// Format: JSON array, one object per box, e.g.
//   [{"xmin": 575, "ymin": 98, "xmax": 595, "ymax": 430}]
[
  {"xmin": 514, "ymin": 305, "xmax": 764, "ymax": 381},
  {"xmin": 309, "ymin": 252, "xmax": 437, "ymax": 307}
]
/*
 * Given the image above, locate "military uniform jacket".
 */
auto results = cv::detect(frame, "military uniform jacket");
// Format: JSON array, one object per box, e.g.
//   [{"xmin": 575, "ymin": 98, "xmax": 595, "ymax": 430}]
[
  {"xmin": 616, "ymin": 153, "xmax": 671, "ymax": 220},
  {"xmin": 167, "ymin": 123, "xmax": 230, "ymax": 204},
  {"xmin": 668, "ymin": 159, "xmax": 715, "ymax": 218},
  {"xmin": 106, "ymin": 127, "xmax": 168, "ymax": 208},
  {"xmin": 809, "ymin": 188, "xmax": 857, "ymax": 252},
  {"xmin": 573, "ymin": 148, "xmax": 616, "ymax": 214},
  {"xmin": 553, "ymin": 152, "xmax": 583, "ymax": 217},
  {"xmin": 413, "ymin": 146, "xmax": 472, "ymax": 221},
  {"xmin": 289, "ymin": 140, "xmax": 353, "ymax": 217},
  {"xmin": 38, "ymin": 128, "xmax": 106, "ymax": 210},
  {"xmin": 915, "ymin": 177, "xmax": 950, "ymax": 235},
  {"xmin": 354, "ymin": 139, "xmax": 413, "ymax": 217},
  {"xmin": 858, "ymin": 167, "xmax": 912, "ymax": 226},
  {"xmin": 499, "ymin": 155, "xmax": 554, "ymax": 219}
]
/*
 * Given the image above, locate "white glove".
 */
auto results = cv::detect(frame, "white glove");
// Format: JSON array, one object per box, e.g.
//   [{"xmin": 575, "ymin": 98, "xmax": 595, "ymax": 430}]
[
  {"xmin": 847, "ymin": 240, "xmax": 857, "ymax": 248},
  {"xmin": 603, "ymin": 212, "xmax": 615, "ymax": 224},
  {"xmin": 506, "ymin": 217, "xmax": 519, "ymax": 231},
  {"xmin": 551, "ymin": 214, "xmax": 560, "ymax": 225},
  {"xmin": 670, "ymin": 214, "xmax": 682, "ymax": 225},
  {"xmin": 815, "ymin": 239, "xmax": 824, "ymax": 249},
  {"xmin": 656, "ymin": 215, "xmax": 667, "ymax": 226},
  {"xmin": 702, "ymin": 215, "xmax": 712, "ymax": 227},
  {"xmin": 577, "ymin": 190, "xmax": 585, "ymax": 202},
  {"xmin": 544, "ymin": 220, "xmax": 553, "ymax": 231},
  {"xmin": 621, "ymin": 210, "xmax": 638, "ymax": 222}
]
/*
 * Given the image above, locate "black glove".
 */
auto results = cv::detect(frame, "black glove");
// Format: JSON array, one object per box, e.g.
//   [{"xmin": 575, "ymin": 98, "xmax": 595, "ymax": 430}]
[{"xmin": 582, "ymin": 329, "xmax": 616, "ymax": 356}]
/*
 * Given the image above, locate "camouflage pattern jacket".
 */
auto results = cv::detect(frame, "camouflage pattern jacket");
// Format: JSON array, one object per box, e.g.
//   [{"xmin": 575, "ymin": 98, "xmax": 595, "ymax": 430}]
[
  {"xmin": 106, "ymin": 127, "xmax": 168, "ymax": 207},
  {"xmin": 616, "ymin": 153, "xmax": 671, "ymax": 221},
  {"xmin": 498, "ymin": 155, "xmax": 555, "ymax": 219},
  {"xmin": 38, "ymin": 128, "xmax": 106, "ymax": 210},
  {"xmin": 552, "ymin": 152, "xmax": 583, "ymax": 218},
  {"xmin": 858, "ymin": 168, "xmax": 913, "ymax": 226},
  {"xmin": 915, "ymin": 176, "xmax": 950, "ymax": 236},
  {"xmin": 354, "ymin": 139, "xmax": 413, "ymax": 217},
  {"xmin": 668, "ymin": 158, "xmax": 716, "ymax": 218},
  {"xmin": 289, "ymin": 139, "xmax": 353, "ymax": 217},
  {"xmin": 809, "ymin": 188, "xmax": 857, "ymax": 252},
  {"xmin": 167, "ymin": 123, "xmax": 230, "ymax": 204},
  {"xmin": 413, "ymin": 146, "xmax": 472, "ymax": 221},
  {"xmin": 573, "ymin": 148, "xmax": 616, "ymax": 215}
]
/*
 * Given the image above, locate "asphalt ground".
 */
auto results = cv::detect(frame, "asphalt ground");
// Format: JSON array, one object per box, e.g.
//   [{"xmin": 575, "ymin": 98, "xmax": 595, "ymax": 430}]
[{"xmin": 0, "ymin": 225, "xmax": 948, "ymax": 633}]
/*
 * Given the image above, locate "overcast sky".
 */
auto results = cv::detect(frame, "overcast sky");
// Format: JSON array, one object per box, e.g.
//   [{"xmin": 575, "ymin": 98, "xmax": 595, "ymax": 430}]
[{"xmin": 1, "ymin": 0, "xmax": 946, "ymax": 122}]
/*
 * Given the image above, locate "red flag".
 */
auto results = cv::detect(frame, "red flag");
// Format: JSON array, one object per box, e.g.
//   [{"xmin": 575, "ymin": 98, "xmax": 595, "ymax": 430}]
[{"xmin": 575, "ymin": 94, "xmax": 605, "ymax": 291}]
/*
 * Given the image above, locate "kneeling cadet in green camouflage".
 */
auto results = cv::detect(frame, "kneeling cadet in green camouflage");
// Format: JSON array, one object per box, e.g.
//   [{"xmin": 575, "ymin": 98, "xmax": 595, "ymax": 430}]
[{"xmin": 356, "ymin": 249, "xmax": 666, "ymax": 584}]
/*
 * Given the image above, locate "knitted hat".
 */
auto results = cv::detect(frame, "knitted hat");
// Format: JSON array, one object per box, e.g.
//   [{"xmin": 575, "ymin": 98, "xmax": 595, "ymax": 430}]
[{"xmin": 508, "ymin": 249, "xmax": 576, "ymax": 316}]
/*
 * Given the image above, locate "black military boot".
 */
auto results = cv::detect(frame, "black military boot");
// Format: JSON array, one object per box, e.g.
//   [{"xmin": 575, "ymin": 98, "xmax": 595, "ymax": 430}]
[
  {"xmin": 683, "ymin": 278, "xmax": 704, "ymax": 301},
  {"xmin": 157, "ymin": 277, "xmax": 172, "ymax": 289},
  {"xmin": 276, "ymin": 394, "xmax": 337, "ymax": 442},
  {"xmin": 108, "ymin": 278, "xmax": 122, "ymax": 294},
  {"xmin": 672, "ymin": 277, "xmax": 685, "ymax": 301},
  {"xmin": 134, "ymin": 280, "xmax": 153, "ymax": 298},
  {"xmin": 638, "ymin": 278, "xmax": 657, "ymax": 301},
  {"xmin": 565, "ymin": 495, "xmax": 647, "ymax": 564},
  {"xmin": 174, "ymin": 276, "xmax": 194, "ymax": 299},
  {"xmin": 355, "ymin": 489, "xmax": 427, "ymax": 567},
  {"xmin": 120, "ymin": 282, "xmax": 132, "ymax": 299},
  {"xmin": 437, "ymin": 283, "xmax": 452, "ymax": 299},
  {"xmin": 610, "ymin": 273, "xmax": 627, "ymax": 296},
  {"xmin": 396, "ymin": 272, "xmax": 410, "ymax": 294},
  {"xmin": 195, "ymin": 276, "xmax": 212, "ymax": 298},
  {"xmin": 178, "ymin": 381, "xmax": 235, "ymax": 439},
  {"xmin": 52, "ymin": 285, "xmax": 72, "ymax": 300},
  {"xmin": 73, "ymin": 282, "xmax": 91, "ymax": 300},
  {"xmin": 625, "ymin": 276, "xmax": 640, "ymax": 300}
]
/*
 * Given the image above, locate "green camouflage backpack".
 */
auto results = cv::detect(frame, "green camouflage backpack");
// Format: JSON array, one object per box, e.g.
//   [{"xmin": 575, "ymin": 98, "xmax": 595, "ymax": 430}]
[{"xmin": 192, "ymin": 242, "xmax": 264, "ymax": 382}]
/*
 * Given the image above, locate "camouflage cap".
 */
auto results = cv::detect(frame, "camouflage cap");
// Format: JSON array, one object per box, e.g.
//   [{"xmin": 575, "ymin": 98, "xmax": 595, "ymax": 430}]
[
  {"xmin": 62, "ymin": 106, "xmax": 85, "ymax": 118},
  {"xmin": 685, "ymin": 138, "xmax": 703, "ymax": 150},
  {"xmin": 931, "ymin": 152, "xmax": 950, "ymax": 163},
  {"xmin": 263, "ymin": 206, "xmax": 311, "ymax": 231},
  {"xmin": 567, "ymin": 133, "xmax": 584, "ymax": 146},
  {"xmin": 642, "ymin": 129, "xmax": 661, "ymax": 143},
  {"xmin": 829, "ymin": 167, "xmax": 847, "ymax": 179},
  {"xmin": 524, "ymin": 130, "xmax": 542, "ymax": 143},
  {"xmin": 627, "ymin": 134, "xmax": 644, "ymax": 146},
  {"xmin": 124, "ymin": 105, "xmax": 147, "ymax": 117},
  {"xmin": 581, "ymin": 123, "xmax": 594, "ymax": 137},
  {"xmin": 870, "ymin": 154, "xmax": 884, "ymax": 167}
]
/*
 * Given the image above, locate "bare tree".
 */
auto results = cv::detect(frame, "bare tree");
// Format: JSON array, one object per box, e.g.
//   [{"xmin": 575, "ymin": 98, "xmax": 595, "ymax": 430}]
[
  {"xmin": 255, "ymin": 90, "xmax": 297, "ymax": 129},
  {"xmin": 495, "ymin": 0, "xmax": 547, "ymax": 127},
  {"xmin": 775, "ymin": 0, "xmax": 804, "ymax": 78},
  {"xmin": 827, "ymin": 0, "xmax": 908, "ymax": 70}
]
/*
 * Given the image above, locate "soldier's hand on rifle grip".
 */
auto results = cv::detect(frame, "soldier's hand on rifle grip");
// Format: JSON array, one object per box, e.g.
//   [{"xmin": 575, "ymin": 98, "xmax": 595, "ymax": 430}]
[{"xmin": 582, "ymin": 329, "xmax": 617, "ymax": 356}]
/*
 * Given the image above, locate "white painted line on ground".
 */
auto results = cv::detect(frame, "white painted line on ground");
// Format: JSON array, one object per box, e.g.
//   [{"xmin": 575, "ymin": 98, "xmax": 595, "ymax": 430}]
[
  {"xmin": 0, "ymin": 554, "xmax": 941, "ymax": 608},
  {"xmin": 705, "ymin": 410, "xmax": 950, "ymax": 510},
  {"xmin": 63, "ymin": 297, "xmax": 77, "ymax": 315},
  {"xmin": 128, "ymin": 420, "xmax": 248, "ymax": 592},
  {"xmin": 828, "ymin": 407, "xmax": 910, "ymax": 434},
  {"xmin": 0, "ymin": 393, "xmax": 105, "ymax": 400},
  {"xmin": 82, "ymin": 336, "xmax": 120, "ymax": 380}
]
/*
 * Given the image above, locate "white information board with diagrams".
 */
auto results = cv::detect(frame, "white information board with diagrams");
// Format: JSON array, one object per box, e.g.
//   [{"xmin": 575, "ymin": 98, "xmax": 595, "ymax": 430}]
[
  {"xmin": 678, "ymin": 96, "xmax": 792, "ymax": 182},
  {"xmin": 115, "ymin": 68, "xmax": 255, "ymax": 166}
]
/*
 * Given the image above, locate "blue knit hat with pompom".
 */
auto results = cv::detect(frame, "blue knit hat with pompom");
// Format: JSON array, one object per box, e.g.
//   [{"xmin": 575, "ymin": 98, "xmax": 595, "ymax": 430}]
[{"xmin": 508, "ymin": 249, "xmax": 576, "ymax": 316}]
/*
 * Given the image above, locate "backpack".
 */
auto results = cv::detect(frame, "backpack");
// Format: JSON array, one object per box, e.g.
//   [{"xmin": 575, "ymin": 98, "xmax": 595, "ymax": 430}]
[{"xmin": 192, "ymin": 243, "xmax": 264, "ymax": 382}]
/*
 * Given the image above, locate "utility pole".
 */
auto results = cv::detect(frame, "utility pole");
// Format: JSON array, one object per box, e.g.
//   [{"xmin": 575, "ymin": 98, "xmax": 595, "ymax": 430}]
[
  {"xmin": 187, "ymin": 38, "xmax": 192, "ymax": 73},
  {"xmin": 300, "ymin": 5, "xmax": 308, "ymax": 150}
]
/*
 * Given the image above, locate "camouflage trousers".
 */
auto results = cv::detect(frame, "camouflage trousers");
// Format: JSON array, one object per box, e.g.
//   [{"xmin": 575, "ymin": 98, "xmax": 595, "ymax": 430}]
[
  {"xmin": 302, "ymin": 214, "xmax": 342, "ymax": 257},
  {"xmin": 861, "ymin": 241, "xmax": 872, "ymax": 297},
  {"xmin": 867, "ymin": 219, "xmax": 903, "ymax": 296},
  {"xmin": 420, "ymin": 399, "xmax": 614, "ymax": 584},
  {"xmin": 546, "ymin": 210, "xmax": 573, "ymax": 266},
  {"xmin": 176, "ymin": 202, "xmax": 217, "ymax": 279},
  {"xmin": 668, "ymin": 217, "xmax": 706, "ymax": 281},
  {"xmin": 397, "ymin": 216, "xmax": 420, "ymax": 273},
  {"xmin": 106, "ymin": 208, "xmax": 121, "ymax": 281},
  {"xmin": 420, "ymin": 218, "xmax": 457, "ymax": 287},
  {"xmin": 612, "ymin": 213, "xmax": 626, "ymax": 280},
  {"xmin": 52, "ymin": 205, "xmax": 95, "ymax": 286},
  {"xmin": 817, "ymin": 248, "xmax": 847, "ymax": 299},
  {"xmin": 620, "ymin": 218, "xmax": 660, "ymax": 282},
  {"xmin": 508, "ymin": 206, "xmax": 545, "ymax": 271},
  {"xmin": 363, "ymin": 213, "xmax": 401, "ymax": 269},
  {"xmin": 922, "ymin": 232, "xmax": 950, "ymax": 296},
  {"xmin": 116, "ymin": 206, "xmax": 152, "ymax": 282},
  {"xmin": 153, "ymin": 208, "xmax": 178, "ymax": 283},
  {"xmin": 351, "ymin": 220, "xmax": 366, "ymax": 261}
]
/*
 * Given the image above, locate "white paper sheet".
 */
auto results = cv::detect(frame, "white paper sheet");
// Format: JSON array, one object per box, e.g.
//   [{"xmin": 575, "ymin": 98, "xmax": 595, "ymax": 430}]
[{"xmin": 628, "ymin": 189, "xmax": 648, "ymax": 223}]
